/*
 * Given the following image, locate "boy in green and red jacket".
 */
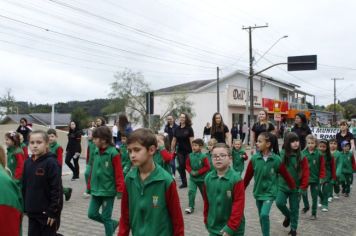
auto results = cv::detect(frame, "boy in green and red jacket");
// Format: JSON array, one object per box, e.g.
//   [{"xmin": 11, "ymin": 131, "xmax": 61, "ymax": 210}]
[
  {"xmin": 244, "ymin": 132, "xmax": 296, "ymax": 236},
  {"xmin": 232, "ymin": 139, "xmax": 248, "ymax": 176},
  {"xmin": 301, "ymin": 135, "xmax": 326, "ymax": 219},
  {"xmin": 206, "ymin": 138, "xmax": 218, "ymax": 171},
  {"xmin": 48, "ymin": 129, "xmax": 73, "ymax": 202},
  {"xmin": 203, "ymin": 143, "xmax": 245, "ymax": 236},
  {"xmin": 87, "ymin": 126, "xmax": 125, "ymax": 236},
  {"xmin": 0, "ymin": 148, "xmax": 23, "ymax": 236},
  {"xmin": 185, "ymin": 138, "xmax": 210, "ymax": 214},
  {"xmin": 118, "ymin": 128, "xmax": 184, "ymax": 236},
  {"xmin": 339, "ymin": 141, "xmax": 356, "ymax": 197},
  {"xmin": 329, "ymin": 139, "xmax": 342, "ymax": 198},
  {"xmin": 119, "ymin": 134, "xmax": 132, "ymax": 177}
]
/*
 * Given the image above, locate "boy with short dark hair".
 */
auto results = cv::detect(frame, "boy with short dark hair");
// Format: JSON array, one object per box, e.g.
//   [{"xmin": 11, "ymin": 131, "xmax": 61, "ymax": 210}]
[
  {"xmin": 203, "ymin": 143, "xmax": 245, "ymax": 236},
  {"xmin": 47, "ymin": 128, "xmax": 72, "ymax": 201},
  {"xmin": 118, "ymin": 128, "xmax": 184, "ymax": 236},
  {"xmin": 185, "ymin": 138, "xmax": 210, "ymax": 214}
]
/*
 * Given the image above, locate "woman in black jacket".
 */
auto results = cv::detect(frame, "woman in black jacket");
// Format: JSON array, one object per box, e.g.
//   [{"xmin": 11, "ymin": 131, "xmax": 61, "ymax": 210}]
[
  {"xmin": 16, "ymin": 117, "xmax": 32, "ymax": 144},
  {"xmin": 65, "ymin": 121, "xmax": 82, "ymax": 180},
  {"xmin": 291, "ymin": 113, "xmax": 311, "ymax": 150}
]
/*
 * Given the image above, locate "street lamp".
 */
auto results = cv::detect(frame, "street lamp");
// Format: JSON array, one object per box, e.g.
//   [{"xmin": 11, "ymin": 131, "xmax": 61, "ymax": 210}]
[{"xmin": 254, "ymin": 35, "xmax": 288, "ymax": 65}]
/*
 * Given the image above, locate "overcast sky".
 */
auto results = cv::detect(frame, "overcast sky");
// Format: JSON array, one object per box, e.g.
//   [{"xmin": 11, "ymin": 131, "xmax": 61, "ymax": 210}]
[{"xmin": 0, "ymin": 0, "xmax": 355, "ymax": 105}]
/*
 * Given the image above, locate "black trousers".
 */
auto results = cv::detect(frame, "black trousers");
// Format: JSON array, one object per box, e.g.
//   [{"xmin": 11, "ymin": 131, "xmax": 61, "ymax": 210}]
[
  {"xmin": 65, "ymin": 151, "xmax": 79, "ymax": 177},
  {"xmin": 241, "ymin": 133, "xmax": 246, "ymax": 143},
  {"xmin": 28, "ymin": 216, "xmax": 57, "ymax": 236},
  {"xmin": 177, "ymin": 153, "xmax": 188, "ymax": 185}
]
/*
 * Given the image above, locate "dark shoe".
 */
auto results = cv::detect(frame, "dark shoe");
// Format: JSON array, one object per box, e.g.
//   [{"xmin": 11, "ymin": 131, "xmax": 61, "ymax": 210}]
[
  {"xmin": 345, "ymin": 193, "xmax": 349, "ymax": 197},
  {"xmin": 65, "ymin": 188, "xmax": 72, "ymax": 201},
  {"xmin": 283, "ymin": 217, "xmax": 290, "ymax": 228},
  {"xmin": 71, "ymin": 175, "xmax": 79, "ymax": 181},
  {"xmin": 179, "ymin": 184, "xmax": 187, "ymax": 189},
  {"xmin": 302, "ymin": 207, "xmax": 309, "ymax": 214},
  {"xmin": 288, "ymin": 229, "xmax": 297, "ymax": 236}
]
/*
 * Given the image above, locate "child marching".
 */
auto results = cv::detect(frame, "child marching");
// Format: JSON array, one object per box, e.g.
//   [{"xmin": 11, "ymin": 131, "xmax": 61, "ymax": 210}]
[
  {"xmin": 329, "ymin": 139, "xmax": 342, "ymax": 198},
  {"xmin": 231, "ymin": 139, "xmax": 248, "ymax": 176},
  {"xmin": 301, "ymin": 134, "xmax": 326, "ymax": 219},
  {"xmin": 118, "ymin": 128, "xmax": 184, "ymax": 236},
  {"xmin": 185, "ymin": 138, "xmax": 211, "ymax": 214},
  {"xmin": 5, "ymin": 131, "xmax": 25, "ymax": 183},
  {"xmin": 339, "ymin": 141, "xmax": 356, "ymax": 197},
  {"xmin": 203, "ymin": 143, "xmax": 245, "ymax": 236},
  {"xmin": 317, "ymin": 139, "xmax": 336, "ymax": 212},
  {"xmin": 276, "ymin": 132, "xmax": 309, "ymax": 236},
  {"xmin": 206, "ymin": 138, "xmax": 218, "ymax": 171},
  {"xmin": 119, "ymin": 133, "xmax": 132, "ymax": 177},
  {"xmin": 87, "ymin": 126, "xmax": 125, "ymax": 236},
  {"xmin": 154, "ymin": 133, "xmax": 174, "ymax": 175},
  {"xmin": 244, "ymin": 132, "xmax": 296, "ymax": 236}
]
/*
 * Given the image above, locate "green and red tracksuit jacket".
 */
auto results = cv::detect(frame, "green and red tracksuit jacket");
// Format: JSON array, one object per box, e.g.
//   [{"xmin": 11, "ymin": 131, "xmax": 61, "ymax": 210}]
[
  {"xmin": 203, "ymin": 168, "xmax": 245, "ymax": 235},
  {"xmin": 20, "ymin": 142, "xmax": 28, "ymax": 158},
  {"xmin": 120, "ymin": 144, "xmax": 131, "ymax": 176},
  {"xmin": 86, "ymin": 139, "xmax": 96, "ymax": 166},
  {"xmin": 49, "ymin": 141, "xmax": 64, "ymax": 169},
  {"xmin": 301, "ymin": 149, "xmax": 326, "ymax": 183},
  {"xmin": 244, "ymin": 152, "xmax": 296, "ymax": 200},
  {"xmin": 186, "ymin": 152, "xmax": 210, "ymax": 182},
  {"xmin": 87, "ymin": 145, "xmax": 124, "ymax": 197},
  {"xmin": 206, "ymin": 151, "xmax": 213, "ymax": 171},
  {"xmin": 278, "ymin": 150, "xmax": 309, "ymax": 192},
  {"xmin": 0, "ymin": 165, "xmax": 23, "ymax": 236},
  {"xmin": 339, "ymin": 151, "xmax": 356, "ymax": 174},
  {"xmin": 319, "ymin": 151, "xmax": 337, "ymax": 182},
  {"xmin": 231, "ymin": 148, "xmax": 248, "ymax": 174},
  {"xmin": 153, "ymin": 146, "xmax": 173, "ymax": 175},
  {"xmin": 332, "ymin": 150, "xmax": 342, "ymax": 178},
  {"xmin": 118, "ymin": 165, "xmax": 184, "ymax": 236},
  {"xmin": 6, "ymin": 146, "xmax": 25, "ymax": 181}
]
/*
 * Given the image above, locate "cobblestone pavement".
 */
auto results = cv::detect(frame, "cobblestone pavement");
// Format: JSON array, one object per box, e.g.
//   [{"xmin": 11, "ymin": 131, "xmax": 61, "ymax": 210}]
[{"xmin": 23, "ymin": 158, "xmax": 356, "ymax": 236}]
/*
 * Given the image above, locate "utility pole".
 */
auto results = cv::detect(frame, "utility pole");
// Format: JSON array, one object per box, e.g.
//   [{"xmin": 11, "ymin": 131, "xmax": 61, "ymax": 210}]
[
  {"xmin": 217, "ymin": 67, "xmax": 220, "ymax": 112},
  {"xmin": 331, "ymin": 78, "xmax": 344, "ymax": 126},
  {"xmin": 242, "ymin": 24, "xmax": 268, "ymax": 127}
]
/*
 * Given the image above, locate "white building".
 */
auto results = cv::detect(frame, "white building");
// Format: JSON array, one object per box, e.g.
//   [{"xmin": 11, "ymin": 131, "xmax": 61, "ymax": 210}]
[{"xmin": 154, "ymin": 70, "xmax": 311, "ymax": 137}]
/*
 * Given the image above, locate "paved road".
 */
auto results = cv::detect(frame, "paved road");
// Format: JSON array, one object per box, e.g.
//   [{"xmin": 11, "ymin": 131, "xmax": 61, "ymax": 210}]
[{"xmin": 22, "ymin": 158, "xmax": 356, "ymax": 236}]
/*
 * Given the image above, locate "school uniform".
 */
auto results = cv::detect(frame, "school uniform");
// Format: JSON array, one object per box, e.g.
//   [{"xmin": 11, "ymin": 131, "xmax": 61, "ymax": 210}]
[
  {"xmin": 0, "ymin": 165, "xmax": 23, "ymax": 236},
  {"xmin": 339, "ymin": 151, "xmax": 356, "ymax": 194},
  {"xmin": 318, "ymin": 151, "xmax": 336, "ymax": 209},
  {"xmin": 276, "ymin": 150, "xmax": 309, "ymax": 231},
  {"xmin": 119, "ymin": 144, "xmax": 131, "ymax": 177},
  {"xmin": 332, "ymin": 150, "xmax": 342, "ymax": 194},
  {"xmin": 6, "ymin": 146, "xmax": 25, "ymax": 182},
  {"xmin": 22, "ymin": 153, "xmax": 62, "ymax": 236},
  {"xmin": 87, "ymin": 146, "xmax": 124, "ymax": 236},
  {"xmin": 301, "ymin": 149, "xmax": 326, "ymax": 216},
  {"xmin": 20, "ymin": 142, "xmax": 28, "ymax": 158},
  {"xmin": 206, "ymin": 151, "xmax": 213, "ymax": 171},
  {"xmin": 153, "ymin": 146, "xmax": 174, "ymax": 175},
  {"xmin": 203, "ymin": 168, "xmax": 245, "ymax": 236},
  {"xmin": 85, "ymin": 140, "xmax": 96, "ymax": 185},
  {"xmin": 244, "ymin": 152, "xmax": 296, "ymax": 236},
  {"xmin": 186, "ymin": 152, "xmax": 210, "ymax": 210},
  {"xmin": 231, "ymin": 148, "xmax": 248, "ymax": 175},
  {"xmin": 118, "ymin": 165, "xmax": 184, "ymax": 236}
]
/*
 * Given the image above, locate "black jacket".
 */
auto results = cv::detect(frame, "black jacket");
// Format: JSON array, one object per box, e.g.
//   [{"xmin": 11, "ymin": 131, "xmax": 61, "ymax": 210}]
[
  {"xmin": 22, "ymin": 152, "xmax": 62, "ymax": 218},
  {"xmin": 66, "ymin": 129, "xmax": 82, "ymax": 154}
]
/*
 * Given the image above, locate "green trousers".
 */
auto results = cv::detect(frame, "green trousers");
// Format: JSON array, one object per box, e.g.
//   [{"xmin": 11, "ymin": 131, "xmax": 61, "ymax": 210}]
[
  {"xmin": 302, "ymin": 183, "xmax": 319, "ymax": 216},
  {"xmin": 319, "ymin": 181, "xmax": 332, "ymax": 208},
  {"xmin": 256, "ymin": 199, "xmax": 274, "ymax": 236},
  {"xmin": 188, "ymin": 179, "xmax": 204, "ymax": 209},
  {"xmin": 208, "ymin": 217, "xmax": 245, "ymax": 236},
  {"xmin": 342, "ymin": 174, "xmax": 353, "ymax": 194},
  {"xmin": 84, "ymin": 165, "xmax": 91, "ymax": 185},
  {"xmin": 276, "ymin": 191, "xmax": 300, "ymax": 230},
  {"xmin": 334, "ymin": 179, "xmax": 341, "ymax": 194},
  {"xmin": 88, "ymin": 196, "xmax": 118, "ymax": 236}
]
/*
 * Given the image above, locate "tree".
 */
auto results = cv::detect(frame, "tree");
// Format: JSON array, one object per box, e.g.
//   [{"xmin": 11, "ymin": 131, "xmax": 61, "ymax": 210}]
[
  {"xmin": 0, "ymin": 89, "xmax": 17, "ymax": 115},
  {"xmin": 101, "ymin": 98, "xmax": 126, "ymax": 116},
  {"xmin": 344, "ymin": 104, "xmax": 356, "ymax": 120},
  {"xmin": 109, "ymin": 69, "xmax": 150, "ymax": 126},
  {"xmin": 325, "ymin": 103, "xmax": 344, "ymax": 113},
  {"xmin": 71, "ymin": 107, "xmax": 90, "ymax": 130}
]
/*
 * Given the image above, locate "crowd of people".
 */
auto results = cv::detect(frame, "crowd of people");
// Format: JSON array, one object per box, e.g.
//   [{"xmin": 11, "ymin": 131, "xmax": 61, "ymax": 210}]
[{"xmin": 0, "ymin": 111, "xmax": 355, "ymax": 236}]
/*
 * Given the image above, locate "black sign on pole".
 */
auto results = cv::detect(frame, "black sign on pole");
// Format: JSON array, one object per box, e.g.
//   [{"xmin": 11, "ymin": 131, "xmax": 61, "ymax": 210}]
[
  {"xmin": 287, "ymin": 55, "xmax": 317, "ymax": 71},
  {"xmin": 146, "ymin": 92, "xmax": 154, "ymax": 114}
]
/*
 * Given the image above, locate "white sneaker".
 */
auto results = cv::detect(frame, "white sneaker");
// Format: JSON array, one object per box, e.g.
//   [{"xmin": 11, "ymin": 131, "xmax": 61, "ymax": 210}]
[
  {"xmin": 318, "ymin": 203, "xmax": 322, "ymax": 208},
  {"xmin": 83, "ymin": 192, "xmax": 90, "ymax": 199},
  {"xmin": 184, "ymin": 207, "xmax": 194, "ymax": 214},
  {"xmin": 321, "ymin": 207, "xmax": 329, "ymax": 212},
  {"xmin": 328, "ymin": 197, "xmax": 333, "ymax": 202},
  {"xmin": 333, "ymin": 194, "xmax": 340, "ymax": 199}
]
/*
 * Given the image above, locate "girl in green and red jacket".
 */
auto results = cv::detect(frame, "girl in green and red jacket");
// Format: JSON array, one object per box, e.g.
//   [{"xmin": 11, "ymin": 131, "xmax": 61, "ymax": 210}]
[
  {"xmin": 5, "ymin": 131, "xmax": 25, "ymax": 183},
  {"xmin": 87, "ymin": 126, "xmax": 125, "ymax": 236},
  {"xmin": 339, "ymin": 141, "xmax": 356, "ymax": 197},
  {"xmin": 244, "ymin": 132, "xmax": 296, "ymax": 236},
  {"xmin": 118, "ymin": 128, "xmax": 184, "ymax": 236},
  {"xmin": 276, "ymin": 132, "xmax": 309, "ymax": 236},
  {"xmin": 318, "ymin": 139, "xmax": 336, "ymax": 212},
  {"xmin": 301, "ymin": 134, "xmax": 326, "ymax": 219}
]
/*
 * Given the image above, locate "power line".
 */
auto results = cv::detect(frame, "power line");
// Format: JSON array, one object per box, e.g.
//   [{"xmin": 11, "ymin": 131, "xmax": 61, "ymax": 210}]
[{"xmin": 0, "ymin": 14, "xmax": 217, "ymax": 70}]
